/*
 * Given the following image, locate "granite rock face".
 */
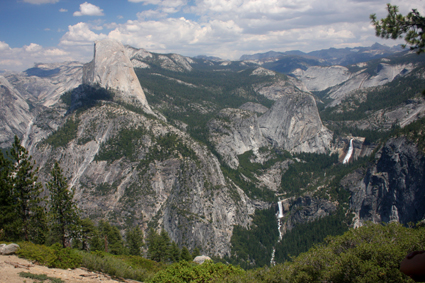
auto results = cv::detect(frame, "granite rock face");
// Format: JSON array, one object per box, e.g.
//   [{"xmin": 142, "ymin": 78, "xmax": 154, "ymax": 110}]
[
  {"xmin": 258, "ymin": 92, "xmax": 332, "ymax": 153},
  {"xmin": 342, "ymin": 137, "xmax": 425, "ymax": 227},
  {"xmin": 83, "ymin": 39, "xmax": 153, "ymax": 114}
]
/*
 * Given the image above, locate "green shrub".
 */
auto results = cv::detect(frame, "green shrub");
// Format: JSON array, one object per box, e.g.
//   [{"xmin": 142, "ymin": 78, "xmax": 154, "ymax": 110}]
[
  {"xmin": 16, "ymin": 242, "xmax": 82, "ymax": 269},
  {"xmin": 149, "ymin": 260, "xmax": 245, "ymax": 283},
  {"xmin": 78, "ymin": 251, "xmax": 161, "ymax": 282}
]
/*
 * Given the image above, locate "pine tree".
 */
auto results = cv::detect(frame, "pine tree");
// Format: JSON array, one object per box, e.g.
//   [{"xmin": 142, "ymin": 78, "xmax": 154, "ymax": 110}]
[
  {"xmin": 98, "ymin": 220, "xmax": 126, "ymax": 255},
  {"xmin": 0, "ymin": 149, "xmax": 15, "ymax": 240},
  {"xmin": 79, "ymin": 218, "xmax": 98, "ymax": 251},
  {"xmin": 170, "ymin": 241, "xmax": 181, "ymax": 263},
  {"xmin": 147, "ymin": 228, "xmax": 172, "ymax": 262},
  {"xmin": 181, "ymin": 246, "xmax": 192, "ymax": 262},
  {"xmin": 192, "ymin": 247, "xmax": 200, "ymax": 259},
  {"xmin": 126, "ymin": 226, "xmax": 144, "ymax": 256},
  {"xmin": 47, "ymin": 161, "xmax": 80, "ymax": 248},
  {"xmin": 9, "ymin": 136, "xmax": 44, "ymax": 241},
  {"xmin": 147, "ymin": 228, "xmax": 160, "ymax": 261}
]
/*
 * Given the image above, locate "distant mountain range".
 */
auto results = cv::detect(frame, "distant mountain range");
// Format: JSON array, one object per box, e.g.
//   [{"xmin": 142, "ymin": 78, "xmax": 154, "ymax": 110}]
[{"xmin": 239, "ymin": 43, "xmax": 404, "ymax": 73}]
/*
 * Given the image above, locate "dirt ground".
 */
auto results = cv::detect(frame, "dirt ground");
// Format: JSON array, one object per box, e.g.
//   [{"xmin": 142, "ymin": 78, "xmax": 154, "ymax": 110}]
[{"xmin": 0, "ymin": 254, "xmax": 121, "ymax": 283}]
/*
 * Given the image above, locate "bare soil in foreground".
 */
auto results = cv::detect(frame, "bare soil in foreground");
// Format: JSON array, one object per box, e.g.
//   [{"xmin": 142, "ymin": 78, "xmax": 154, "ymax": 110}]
[{"xmin": 0, "ymin": 254, "xmax": 122, "ymax": 283}]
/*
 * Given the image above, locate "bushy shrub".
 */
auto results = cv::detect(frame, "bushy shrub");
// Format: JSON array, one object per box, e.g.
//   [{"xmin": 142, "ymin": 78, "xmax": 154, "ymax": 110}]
[
  {"xmin": 149, "ymin": 260, "xmax": 244, "ymax": 283},
  {"xmin": 78, "ymin": 251, "xmax": 162, "ymax": 282},
  {"xmin": 16, "ymin": 242, "xmax": 82, "ymax": 269},
  {"xmin": 223, "ymin": 222, "xmax": 423, "ymax": 283}
]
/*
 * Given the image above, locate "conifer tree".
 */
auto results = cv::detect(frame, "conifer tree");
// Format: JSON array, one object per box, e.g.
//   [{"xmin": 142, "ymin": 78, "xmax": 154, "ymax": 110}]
[
  {"xmin": 98, "ymin": 220, "xmax": 126, "ymax": 254},
  {"xmin": 79, "ymin": 218, "xmax": 98, "ymax": 251},
  {"xmin": 0, "ymin": 149, "xmax": 15, "ymax": 240},
  {"xmin": 181, "ymin": 246, "xmax": 192, "ymax": 262},
  {"xmin": 126, "ymin": 226, "xmax": 144, "ymax": 256},
  {"xmin": 9, "ymin": 136, "xmax": 44, "ymax": 241},
  {"xmin": 192, "ymin": 247, "xmax": 200, "ymax": 259},
  {"xmin": 47, "ymin": 161, "xmax": 80, "ymax": 248},
  {"xmin": 170, "ymin": 241, "xmax": 181, "ymax": 263},
  {"xmin": 147, "ymin": 228, "xmax": 172, "ymax": 262},
  {"xmin": 147, "ymin": 227, "xmax": 160, "ymax": 261}
]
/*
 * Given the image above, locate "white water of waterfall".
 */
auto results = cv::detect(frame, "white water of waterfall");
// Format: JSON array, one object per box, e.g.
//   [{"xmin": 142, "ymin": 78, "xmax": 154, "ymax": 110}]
[
  {"xmin": 271, "ymin": 201, "xmax": 285, "ymax": 266},
  {"xmin": 343, "ymin": 139, "xmax": 354, "ymax": 164},
  {"xmin": 277, "ymin": 201, "xmax": 284, "ymax": 218}
]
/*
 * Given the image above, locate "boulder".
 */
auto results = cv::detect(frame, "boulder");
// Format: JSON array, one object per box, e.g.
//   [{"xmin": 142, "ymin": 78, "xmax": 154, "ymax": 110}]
[
  {"xmin": 193, "ymin": 255, "xmax": 212, "ymax": 264},
  {"xmin": 0, "ymin": 243, "xmax": 20, "ymax": 255}
]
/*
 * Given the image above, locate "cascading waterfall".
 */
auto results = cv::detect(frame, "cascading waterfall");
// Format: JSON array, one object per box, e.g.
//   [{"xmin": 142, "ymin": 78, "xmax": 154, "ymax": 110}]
[
  {"xmin": 271, "ymin": 200, "xmax": 285, "ymax": 266},
  {"xmin": 343, "ymin": 138, "xmax": 354, "ymax": 164}
]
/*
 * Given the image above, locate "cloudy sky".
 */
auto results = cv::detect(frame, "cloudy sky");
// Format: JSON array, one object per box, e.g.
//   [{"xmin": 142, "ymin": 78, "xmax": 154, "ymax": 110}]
[{"xmin": 0, "ymin": 0, "xmax": 422, "ymax": 72}]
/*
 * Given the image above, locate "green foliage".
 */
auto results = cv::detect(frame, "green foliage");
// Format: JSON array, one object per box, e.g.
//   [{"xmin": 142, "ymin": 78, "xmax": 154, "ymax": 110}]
[
  {"xmin": 148, "ymin": 260, "xmax": 245, "ymax": 283},
  {"xmin": 95, "ymin": 127, "xmax": 147, "ymax": 162},
  {"xmin": 226, "ymin": 207, "xmax": 279, "ymax": 269},
  {"xmin": 180, "ymin": 246, "xmax": 192, "ymax": 262},
  {"xmin": 97, "ymin": 220, "xmax": 126, "ymax": 255},
  {"xmin": 44, "ymin": 117, "xmax": 79, "ymax": 148},
  {"xmin": 19, "ymin": 272, "xmax": 64, "ymax": 283},
  {"xmin": 47, "ymin": 162, "xmax": 80, "ymax": 248},
  {"xmin": 16, "ymin": 242, "xmax": 82, "ymax": 269},
  {"xmin": 371, "ymin": 4, "xmax": 425, "ymax": 54},
  {"xmin": 147, "ymin": 228, "xmax": 172, "ymax": 262},
  {"xmin": 274, "ymin": 209, "xmax": 349, "ymax": 263},
  {"xmin": 60, "ymin": 91, "xmax": 72, "ymax": 107},
  {"xmin": 280, "ymin": 152, "xmax": 338, "ymax": 196},
  {"xmin": 5, "ymin": 136, "xmax": 45, "ymax": 242},
  {"xmin": 223, "ymin": 222, "xmax": 423, "ymax": 283},
  {"xmin": 126, "ymin": 226, "xmax": 144, "ymax": 256}
]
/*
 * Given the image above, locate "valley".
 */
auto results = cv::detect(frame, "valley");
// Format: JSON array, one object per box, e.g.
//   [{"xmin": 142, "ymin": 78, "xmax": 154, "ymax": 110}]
[{"xmin": 1, "ymin": 38, "xmax": 425, "ymax": 270}]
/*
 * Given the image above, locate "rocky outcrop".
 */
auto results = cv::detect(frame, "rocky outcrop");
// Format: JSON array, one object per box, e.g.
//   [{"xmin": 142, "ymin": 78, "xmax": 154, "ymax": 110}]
[
  {"xmin": 292, "ymin": 66, "xmax": 352, "ymax": 92},
  {"xmin": 258, "ymin": 92, "xmax": 332, "ymax": 153},
  {"xmin": 83, "ymin": 39, "xmax": 153, "ymax": 114},
  {"xmin": 342, "ymin": 137, "xmax": 425, "ymax": 227},
  {"xmin": 208, "ymin": 108, "xmax": 268, "ymax": 169},
  {"xmin": 0, "ymin": 243, "xmax": 20, "ymax": 255}
]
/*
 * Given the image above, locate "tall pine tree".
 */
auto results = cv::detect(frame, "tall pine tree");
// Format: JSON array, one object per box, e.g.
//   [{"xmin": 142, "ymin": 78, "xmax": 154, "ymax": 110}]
[
  {"xmin": 0, "ymin": 148, "xmax": 15, "ymax": 240},
  {"xmin": 126, "ymin": 226, "xmax": 144, "ymax": 256},
  {"xmin": 9, "ymin": 136, "xmax": 44, "ymax": 242},
  {"xmin": 47, "ymin": 162, "xmax": 80, "ymax": 248}
]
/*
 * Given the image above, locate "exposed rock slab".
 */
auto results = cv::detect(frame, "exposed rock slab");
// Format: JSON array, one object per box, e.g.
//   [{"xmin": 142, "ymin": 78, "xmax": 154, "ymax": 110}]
[
  {"xmin": 83, "ymin": 39, "xmax": 153, "ymax": 114},
  {"xmin": 258, "ymin": 92, "xmax": 332, "ymax": 153}
]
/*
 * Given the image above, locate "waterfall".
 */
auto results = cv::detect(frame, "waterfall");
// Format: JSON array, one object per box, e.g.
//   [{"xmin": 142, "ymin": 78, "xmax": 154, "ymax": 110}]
[
  {"xmin": 277, "ymin": 201, "xmax": 284, "ymax": 218},
  {"xmin": 272, "ymin": 200, "xmax": 285, "ymax": 266},
  {"xmin": 343, "ymin": 138, "xmax": 354, "ymax": 164}
]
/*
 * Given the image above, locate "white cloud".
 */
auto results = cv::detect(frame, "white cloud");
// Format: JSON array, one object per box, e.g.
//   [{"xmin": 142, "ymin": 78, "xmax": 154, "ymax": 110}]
[
  {"xmin": 0, "ymin": 42, "xmax": 11, "ymax": 51},
  {"xmin": 59, "ymin": 8, "xmax": 68, "ymax": 12},
  {"xmin": 59, "ymin": 22, "xmax": 107, "ymax": 46},
  {"xmin": 23, "ymin": 0, "xmax": 59, "ymax": 4},
  {"xmin": 0, "ymin": 43, "xmax": 80, "ymax": 72},
  {"xmin": 73, "ymin": 2, "xmax": 104, "ymax": 16},
  {"xmin": 24, "ymin": 43, "xmax": 43, "ymax": 53}
]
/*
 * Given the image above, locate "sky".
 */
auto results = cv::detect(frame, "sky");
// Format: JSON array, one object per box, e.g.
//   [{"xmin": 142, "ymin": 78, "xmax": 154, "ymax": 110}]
[{"xmin": 0, "ymin": 0, "xmax": 423, "ymax": 72}]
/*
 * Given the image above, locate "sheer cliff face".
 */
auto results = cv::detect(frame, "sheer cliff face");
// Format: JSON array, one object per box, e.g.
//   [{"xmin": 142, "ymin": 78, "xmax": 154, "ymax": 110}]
[
  {"xmin": 258, "ymin": 92, "xmax": 332, "ymax": 153},
  {"xmin": 343, "ymin": 137, "xmax": 425, "ymax": 227},
  {"xmin": 83, "ymin": 39, "xmax": 153, "ymax": 114},
  {"xmin": 0, "ymin": 76, "xmax": 32, "ymax": 148}
]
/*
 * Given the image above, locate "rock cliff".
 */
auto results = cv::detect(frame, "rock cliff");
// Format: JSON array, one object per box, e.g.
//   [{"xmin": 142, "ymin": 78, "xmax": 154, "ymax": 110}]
[
  {"xmin": 83, "ymin": 39, "xmax": 153, "ymax": 114},
  {"xmin": 258, "ymin": 92, "xmax": 332, "ymax": 153},
  {"xmin": 342, "ymin": 137, "xmax": 425, "ymax": 227}
]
